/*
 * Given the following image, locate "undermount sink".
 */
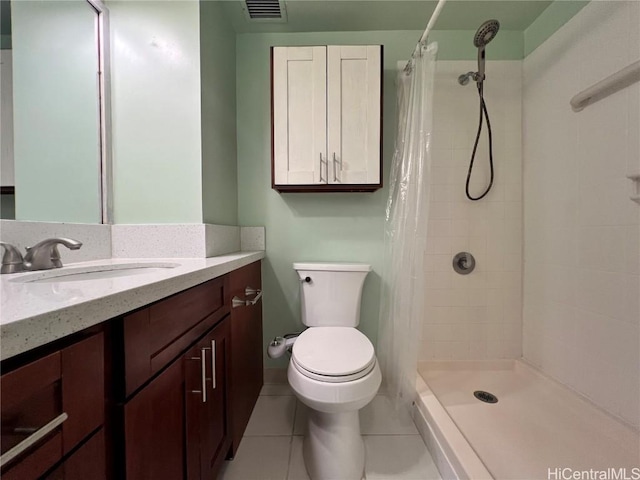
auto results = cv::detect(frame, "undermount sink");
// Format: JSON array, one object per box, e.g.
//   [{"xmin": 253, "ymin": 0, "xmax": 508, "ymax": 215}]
[{"xmin": 10, "ymin": 262, "xmax": 181, "ymax": 284}]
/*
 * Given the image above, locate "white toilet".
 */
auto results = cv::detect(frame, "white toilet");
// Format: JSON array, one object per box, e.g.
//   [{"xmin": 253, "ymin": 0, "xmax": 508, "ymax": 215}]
[{"xmin": 286, "ymin": 262, "xmax": 381, "ymax": 480}]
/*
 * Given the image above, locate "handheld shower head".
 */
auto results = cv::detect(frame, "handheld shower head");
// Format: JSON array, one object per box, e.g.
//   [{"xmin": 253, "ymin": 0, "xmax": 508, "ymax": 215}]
[
  {"xmin": 474, "ymin": 19, "xmax": 500, "ymax": 48},
  {"xmin": 474, "ymin": 19, "xmax": 500, "ymax": 83}
]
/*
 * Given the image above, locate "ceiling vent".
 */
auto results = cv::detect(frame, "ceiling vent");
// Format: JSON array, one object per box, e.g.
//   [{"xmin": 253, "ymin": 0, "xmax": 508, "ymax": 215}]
[{"xmin": 243, "ymin": 0, "xmax": 287, "ymax": 22}]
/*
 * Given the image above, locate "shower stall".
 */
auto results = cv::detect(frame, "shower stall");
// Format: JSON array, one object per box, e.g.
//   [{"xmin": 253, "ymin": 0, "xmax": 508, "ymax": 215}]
[{"xmin": 381, "ymin": 1, "xmax": 640, "ymax": 478}]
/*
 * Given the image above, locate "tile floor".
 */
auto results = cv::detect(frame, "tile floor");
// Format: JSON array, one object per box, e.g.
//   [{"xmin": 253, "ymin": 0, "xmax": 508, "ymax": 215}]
[{"xmin": 219, "ymin": 380, "xmax": 442, "ymax": 480}]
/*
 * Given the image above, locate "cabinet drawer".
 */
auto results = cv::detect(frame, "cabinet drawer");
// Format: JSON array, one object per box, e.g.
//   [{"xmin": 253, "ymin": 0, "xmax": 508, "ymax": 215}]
[
  {"xmin": 0, "ymin": 333, "xmax": 104, "ymax": 479},
  {"xmin": 123, "ymin": 276, "xmax": 229, "ymax": 396},
  {"xmin": 41, "ymin": 428, "xmax": 106, "ymax": 480}
]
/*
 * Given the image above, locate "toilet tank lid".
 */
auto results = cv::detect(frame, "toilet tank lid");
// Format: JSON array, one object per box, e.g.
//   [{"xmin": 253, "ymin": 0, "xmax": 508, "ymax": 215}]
[{"xmin": 293, "ymin": 262, "xmax": 372, "ymax": 272}]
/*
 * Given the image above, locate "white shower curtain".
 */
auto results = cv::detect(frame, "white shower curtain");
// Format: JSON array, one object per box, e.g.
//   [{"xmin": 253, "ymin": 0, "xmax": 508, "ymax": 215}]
[{"xmin": 378, "ymin": 42, "xmax": 437, "ymax": 410}]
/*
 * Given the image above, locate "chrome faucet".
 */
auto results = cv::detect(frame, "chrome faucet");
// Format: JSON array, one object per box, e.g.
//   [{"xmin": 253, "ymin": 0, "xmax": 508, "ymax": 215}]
[
  {"xmin": 1, "ymin": 238, "xmax": 82, "ymax": 274},
  {"xmin": 0, "ymin": 242, "xmax": 26, "ymax": 274}
]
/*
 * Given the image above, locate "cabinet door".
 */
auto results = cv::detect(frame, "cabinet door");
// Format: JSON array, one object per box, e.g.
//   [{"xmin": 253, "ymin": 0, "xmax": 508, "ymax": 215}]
[
  {"xmin": 185, "ymin": 318, "xmax": 231, "ymax": 480},
  {"xmin": 42, "ymin": 429, "xmax": 106, "ymax": 480},
  {"xmin": 123, "ymin": 359, "xmax": 184, "ymax": 480},
  {"xmin": 200, "ymin": 319, "xmax": 230, "ymax": 477},
  {"xmin": 228, "ymin": 261, "xmax": 263, "ymax": 456},
  {"xmin": 272, "ymin": 46, "xmax": 327, "ymax": 186},
  {"xmin": 0, "ymin": 333, "xmax": 104, "ymax": 480},
  {"xmin": 327, "ymin": 45, "xmax": 382, "ymax": 185}
]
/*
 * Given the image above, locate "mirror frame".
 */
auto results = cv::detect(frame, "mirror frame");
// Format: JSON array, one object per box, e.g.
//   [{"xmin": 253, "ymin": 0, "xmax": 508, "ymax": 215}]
[{"xmin": 87, "ymin": 0, "xmax": 112, "ymax": 224}]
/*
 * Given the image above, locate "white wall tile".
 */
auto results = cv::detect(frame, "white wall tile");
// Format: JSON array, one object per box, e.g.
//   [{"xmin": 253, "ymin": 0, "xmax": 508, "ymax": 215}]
[
  {"xmin": 422, "ymin": 60, "xmax": 523, "ymax": 364},
  {"xmin": 421, "ymin": 61, "xmax": 522, "ymax": 360},
  {"xmin": 523, "ymin": 1, "xmax": 640, "ymax": 428}
]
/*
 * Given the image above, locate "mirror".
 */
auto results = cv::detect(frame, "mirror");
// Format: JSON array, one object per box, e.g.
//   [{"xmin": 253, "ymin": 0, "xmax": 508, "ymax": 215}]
[{"xmin": 0, "ymin": 0, "xmax": 111, "ymax": 223}]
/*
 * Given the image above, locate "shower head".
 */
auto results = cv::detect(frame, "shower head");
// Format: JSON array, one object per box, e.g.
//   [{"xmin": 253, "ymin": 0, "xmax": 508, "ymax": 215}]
[
  {"xmin": 458, "ymin": 19, "xmax": 501, "ymax": 86},
  {"xmin": 473, "ymin": 19, "xmax": 500, "ymax": 48},
  {"xmin": 473, "ymin": 19, "xmax": 500, "ymax": 83}
]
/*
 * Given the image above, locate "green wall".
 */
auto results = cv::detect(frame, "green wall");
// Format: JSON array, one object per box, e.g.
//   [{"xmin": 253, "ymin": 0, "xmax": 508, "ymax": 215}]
[
  {"xmin": 237, "ymin": 30, "xmax": 516, "ymax": 367},
  {"xmin": 111, "ymin": 1, "xmax": 203, "ymax": 224},
  {"xmin": 200, "ymin": 1, "xmax": 238, "ymax": 226},
  {"xmin": 524, "ymin": 0, "xmax": 589, "ymax": 56},
  {"xmin": 12, "ymin": 0, "xmax": 101, "ymax": 223},
  {"xmin": 429, "ymin": 29, "xmax": 523, "ymax": 60}
]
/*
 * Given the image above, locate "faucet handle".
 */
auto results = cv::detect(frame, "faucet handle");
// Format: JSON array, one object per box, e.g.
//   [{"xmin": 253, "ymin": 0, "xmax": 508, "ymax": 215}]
[
  {"xmin": 0, "ymin": 242, "xmax": 26, "ymax": 274},
  {"xmin": 51, "ymin": 245, "xmax": 63, "ymax": 268},
  {"xmin": 23, "ymin": 237, "xmax": 82, "ymax": 271}
]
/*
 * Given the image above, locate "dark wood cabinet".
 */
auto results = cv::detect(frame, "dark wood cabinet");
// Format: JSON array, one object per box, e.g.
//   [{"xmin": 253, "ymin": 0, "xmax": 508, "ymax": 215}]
[
  {"xmin": 228, "ymin": 261, "xmax": 264, "ymax": 456},
  {"xmin": 42, "ymin": 429, "xmax": 106, "ymax": 480},
  {"xmin": 118, "ymin": 275, "xmax": 235, "ymax": 480},
  {"xmin": 121, "ymin": 276, "xmax": 227, "ymax": 397},
  {"xmin": 0, "ymin": 332, "xmax": 105, "ymax": 480},
  {"xmin": 123, "ymin": 356, "xmax": 185, "ymax": 480},
  {"xmin": 185, "ymin": 319, "xmax": 231, "ymax": 479},
  {"xmin": 1, "ymin": 260, "xmax": 263, "ymax": 480},
  {"xmin": 123, "ymin": 317, "xmax": 231, "ymax": 480}
]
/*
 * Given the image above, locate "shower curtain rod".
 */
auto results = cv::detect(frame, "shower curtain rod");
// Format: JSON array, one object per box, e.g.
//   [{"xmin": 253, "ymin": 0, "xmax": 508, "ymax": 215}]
[{"xmin": 403, "ymin": 0, "xmax": 447, "ymax": 72}]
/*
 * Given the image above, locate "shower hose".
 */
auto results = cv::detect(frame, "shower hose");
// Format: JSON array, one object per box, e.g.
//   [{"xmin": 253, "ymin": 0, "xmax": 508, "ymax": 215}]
[{"xmin": 465, "ymin": 81, "xmax": 494, "ymax": 201}]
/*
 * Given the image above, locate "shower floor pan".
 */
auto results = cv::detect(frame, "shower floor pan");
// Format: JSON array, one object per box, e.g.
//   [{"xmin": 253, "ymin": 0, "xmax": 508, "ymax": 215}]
[{"xmin": 415, "ymin": 360, "xmax": 639, "ymax": 480}]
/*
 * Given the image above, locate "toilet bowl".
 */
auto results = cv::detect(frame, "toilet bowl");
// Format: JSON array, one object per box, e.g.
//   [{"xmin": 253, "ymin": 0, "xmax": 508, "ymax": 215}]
[
  {"xmin": 269, "ymin": 263, "xmax": 381, "ymax": 480},
  {"xmin": 288, "ymin": 327, "xmax": 381, "ymax": 480}
]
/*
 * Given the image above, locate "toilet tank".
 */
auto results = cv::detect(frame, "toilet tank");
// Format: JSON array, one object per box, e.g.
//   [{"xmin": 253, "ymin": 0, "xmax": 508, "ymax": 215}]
[{"xmin": 294, "ymin": 262, "xmax": 371, "ymax": 327}]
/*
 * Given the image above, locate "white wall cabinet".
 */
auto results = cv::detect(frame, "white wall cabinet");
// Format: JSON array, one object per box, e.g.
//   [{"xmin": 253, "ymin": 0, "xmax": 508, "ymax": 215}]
[{"xmin": 271, "ymin": 45, "xmax": 382, "ymax": 192}]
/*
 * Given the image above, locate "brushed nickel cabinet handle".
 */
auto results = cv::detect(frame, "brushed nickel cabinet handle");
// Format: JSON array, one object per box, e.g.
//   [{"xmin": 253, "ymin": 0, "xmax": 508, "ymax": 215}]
[
  {"xmin": 189, "ymin": 347, "xmax": 209, "ymax": 403},
  {"xmin": 211, "ymin": 340, "xmax": 216, "ymax": 390},
  {"xmin": 232, "ymin": 296, "xmax": 246, "ymax": 308},
  {"xmin": 245, "ymin": 287, "xmax": 263, "ymax": 305},
  {"xmin": 232, "ymin": 288, "xmax": 263, "ymax": 308},
  {"xmin": 319, "ymin": 153, "xmax": 325, "ymax": 183},
  {"xmin": 0, "ymin": 412, "xmax": 68, "ymax": 468},
  {"xmin": 200, "ymin": 347, "xmax": 207, "ymax": 402}
]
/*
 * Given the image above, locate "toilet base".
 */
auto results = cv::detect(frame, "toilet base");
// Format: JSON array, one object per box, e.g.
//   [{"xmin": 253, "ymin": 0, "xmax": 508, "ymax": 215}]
[{"xmin": 302, "ymin": 409, "xmax": 365, "ymax": 480}]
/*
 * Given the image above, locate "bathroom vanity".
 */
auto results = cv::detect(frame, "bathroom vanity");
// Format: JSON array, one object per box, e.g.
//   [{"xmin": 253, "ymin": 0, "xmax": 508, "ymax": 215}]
[{"xmin": 0, "ymin": 255, "xmax": 264, "ymax": 479}]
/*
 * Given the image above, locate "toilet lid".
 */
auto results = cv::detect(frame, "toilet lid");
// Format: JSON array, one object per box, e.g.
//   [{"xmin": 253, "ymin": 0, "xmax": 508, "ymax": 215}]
[{"xmin": 292, "ymin": 327, "xmax": 375, "ymax": 378}]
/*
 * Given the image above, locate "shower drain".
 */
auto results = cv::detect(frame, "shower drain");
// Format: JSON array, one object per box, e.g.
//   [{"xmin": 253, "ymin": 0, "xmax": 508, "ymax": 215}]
[{"xmin": 473, "ymin": 390, "xmax": 498, "ymax": 403}]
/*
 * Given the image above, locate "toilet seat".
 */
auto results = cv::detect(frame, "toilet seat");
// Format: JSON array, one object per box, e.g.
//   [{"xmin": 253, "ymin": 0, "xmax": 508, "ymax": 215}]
[{"xmin": 292, "ymin": 327, "xmax": 376, "ymax": 383}]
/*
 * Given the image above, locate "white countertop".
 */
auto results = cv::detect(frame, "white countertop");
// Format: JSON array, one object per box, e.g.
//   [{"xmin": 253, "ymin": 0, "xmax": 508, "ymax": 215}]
[{"xmin": 0, "ymin": 251, "xmax": 265, "ymax": 361}]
